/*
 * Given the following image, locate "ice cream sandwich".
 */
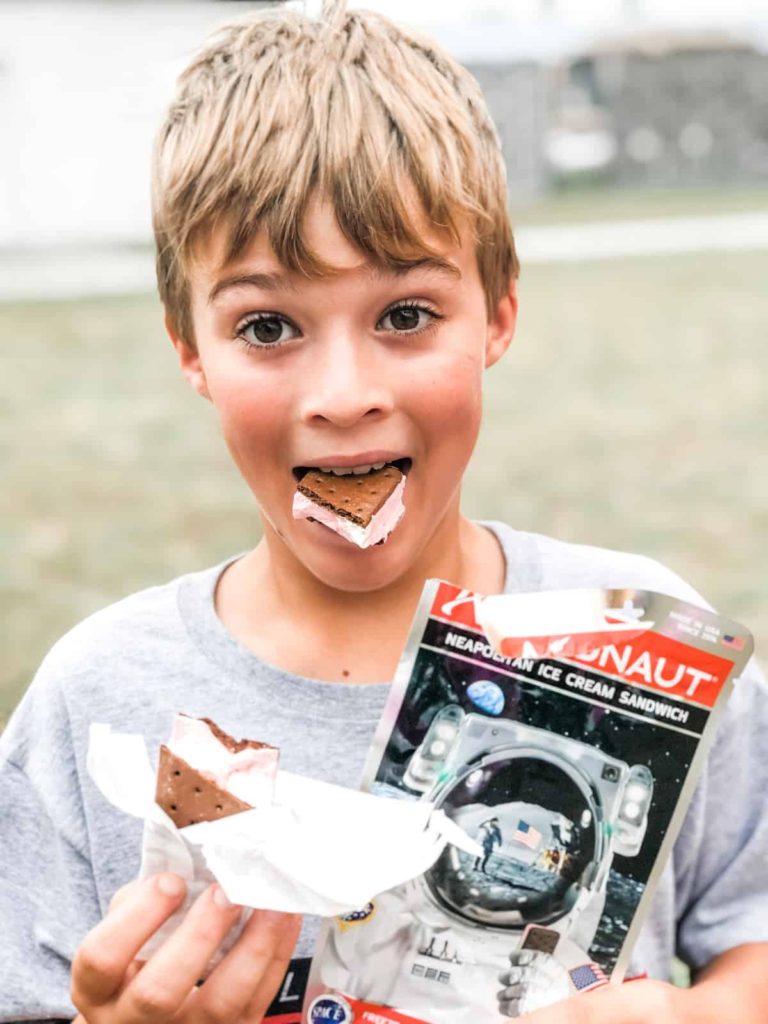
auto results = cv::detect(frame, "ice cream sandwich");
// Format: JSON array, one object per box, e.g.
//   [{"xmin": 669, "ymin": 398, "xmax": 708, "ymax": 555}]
[
  {"xmin": 155, "ymin": 713, "xmax": 278, "ymax": 829},
  {"xmin": 292, "ymin": 464, "xmax": 405, "ymax": 548}
]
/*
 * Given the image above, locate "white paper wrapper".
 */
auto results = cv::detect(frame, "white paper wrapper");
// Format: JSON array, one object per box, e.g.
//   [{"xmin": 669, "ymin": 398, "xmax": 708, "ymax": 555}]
[
  {"xmin": 87, "ymin": 724, "xmax": 481, "ymax": 964},
  {"xmin": 476, "ymin": 588, "xmax": 654, "ymax": 659}
]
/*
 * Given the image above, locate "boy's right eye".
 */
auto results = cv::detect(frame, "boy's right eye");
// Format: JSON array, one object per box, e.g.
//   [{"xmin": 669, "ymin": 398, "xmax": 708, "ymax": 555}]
[{"xmin": 236, "ymin": 313, "xmax": 300, "ymax": 349}]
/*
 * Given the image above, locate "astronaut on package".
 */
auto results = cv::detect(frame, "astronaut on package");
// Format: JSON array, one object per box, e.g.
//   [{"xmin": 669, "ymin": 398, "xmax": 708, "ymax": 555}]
[{"xmin": 304, "ymin": 581, "xmax": 752, "ymax": 1024}]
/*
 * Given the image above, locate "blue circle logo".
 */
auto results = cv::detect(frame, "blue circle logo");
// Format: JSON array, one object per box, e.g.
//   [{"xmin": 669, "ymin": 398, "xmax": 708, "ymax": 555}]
[{"xmin": 308, "ymin": 994, "xmax": 353, "ymax": 1023}]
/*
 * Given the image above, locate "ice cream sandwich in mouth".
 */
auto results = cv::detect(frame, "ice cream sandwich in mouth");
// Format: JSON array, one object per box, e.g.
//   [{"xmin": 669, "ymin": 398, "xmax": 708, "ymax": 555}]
[
  {"xmin": 155, "ymin": 713, "xmax": 278, "ymax": 829},
  {"xmin": 292, "ymin": 461, "xmax": 407, "ymax": 548}
]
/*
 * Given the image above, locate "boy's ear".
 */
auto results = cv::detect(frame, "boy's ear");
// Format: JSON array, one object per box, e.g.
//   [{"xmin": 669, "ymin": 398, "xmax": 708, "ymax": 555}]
[
  {"xmin": 485, "ymin": 278, "xmax": 518, "ymax": 369},
  {"xmin": 165, "ymin": 312, "xmax": 211, "ymax": 401}
]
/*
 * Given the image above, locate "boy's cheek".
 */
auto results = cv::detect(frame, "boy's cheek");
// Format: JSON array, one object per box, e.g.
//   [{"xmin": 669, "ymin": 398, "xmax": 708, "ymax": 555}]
[
  {"xmin": 210, "ymin": 396, "xmax": 291, "ymax": 485},
  {"xmin": 201, "ymin": 360, "xmax": 292, "ymax": 427},
  {"xmin": 419, "ymin": 356, "xmax": 484, "ymax": 433}
]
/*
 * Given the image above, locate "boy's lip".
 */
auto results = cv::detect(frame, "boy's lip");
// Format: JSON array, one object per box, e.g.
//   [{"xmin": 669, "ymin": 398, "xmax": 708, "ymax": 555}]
[{"xmin": 292, "ymin": 451, "xmax": 412, "ymax": 481}]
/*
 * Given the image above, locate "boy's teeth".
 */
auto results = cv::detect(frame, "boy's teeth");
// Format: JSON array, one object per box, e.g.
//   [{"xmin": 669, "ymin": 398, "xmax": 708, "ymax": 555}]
[{"xmin": 320, "ymin": 462, "xmax": 386, "ymax": 476}]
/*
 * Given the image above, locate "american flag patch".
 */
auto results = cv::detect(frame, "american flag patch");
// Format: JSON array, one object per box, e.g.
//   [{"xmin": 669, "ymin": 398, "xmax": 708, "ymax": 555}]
[
  {"xmin": 569, "ymin": 963, "xmax": 608, "ymax": 992},
  {"xmin": 722, "ymin": 634, "xmax": 745, "ymax": 651},
  {"xmin": 513, "ymin": 820, "xmax": 542, "ymax": 850}
]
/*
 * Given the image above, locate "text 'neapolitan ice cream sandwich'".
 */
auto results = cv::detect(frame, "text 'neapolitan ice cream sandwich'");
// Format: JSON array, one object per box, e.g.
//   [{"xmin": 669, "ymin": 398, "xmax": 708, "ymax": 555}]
[
  {"xmin": 155, "ymin": 713, "xmax": 278, "ymax": 828},
  {"xmin": 292, "ymin": 463, "xmax": 406, "ymax": 548}
]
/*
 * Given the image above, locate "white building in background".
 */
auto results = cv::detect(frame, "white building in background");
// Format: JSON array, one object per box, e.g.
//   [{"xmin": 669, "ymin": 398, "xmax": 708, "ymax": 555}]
[
  {"xmin": 0, "ymin": 1, "xmax": 272, "ymax": 247},
  {"xmin": 1, "ymin": 1, "xmax": 767, "ymax": 250}
]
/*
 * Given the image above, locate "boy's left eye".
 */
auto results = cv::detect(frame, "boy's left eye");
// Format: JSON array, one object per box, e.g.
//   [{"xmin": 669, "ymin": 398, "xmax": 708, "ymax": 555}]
[
  {"xmin": 378, "ymin": 303, "xmax": 440, "ymax": 335},
  {"xmin": 236, "ymin": 314, "xmax": 300, "ymax": 348}
]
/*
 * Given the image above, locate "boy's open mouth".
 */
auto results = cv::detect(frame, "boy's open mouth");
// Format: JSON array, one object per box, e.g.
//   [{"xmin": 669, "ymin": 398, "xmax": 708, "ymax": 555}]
[
  {"xmin": 291, "ymin": 458, "xmax": 411, "ymax": 548},
  {"xmin": 291, "ymin": 457, "xmax": 412, "ymax": 482}
]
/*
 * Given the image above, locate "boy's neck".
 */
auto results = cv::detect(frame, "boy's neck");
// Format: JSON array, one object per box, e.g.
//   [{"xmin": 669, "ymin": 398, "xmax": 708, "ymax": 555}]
[{"xmin": 214, "ymin": 510, "xmax": 505, "ymax": 685}]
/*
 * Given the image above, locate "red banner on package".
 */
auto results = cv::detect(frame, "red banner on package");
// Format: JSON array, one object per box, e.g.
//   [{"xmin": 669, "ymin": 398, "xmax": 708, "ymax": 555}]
[
  {"xmin": 431, "ymin": 582, "xmax": 483, "ymax": 631},
  {"xmin": 569, "ymin": 629, "xmax": 732, "ymax": 707},
  {"xmin": 430, "ymin": 581, "xmax": 733, "ymax": 708},
  {"xmin": 346, "ymin": 997, "xmax": 430, "ymax": 1024}
]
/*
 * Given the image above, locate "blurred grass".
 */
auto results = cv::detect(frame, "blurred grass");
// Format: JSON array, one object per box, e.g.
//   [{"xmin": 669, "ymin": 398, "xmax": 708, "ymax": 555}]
[
  {"xmin": 467, "ymin": 249, "xmax": 768, "ymax": 662},
  {"xmin": 1, "ymin": 244, "xmax": 767, "ymax": 724},
  {"xmin": 511, "ymin": 184, "xmax": 768, "ymax": 225}
]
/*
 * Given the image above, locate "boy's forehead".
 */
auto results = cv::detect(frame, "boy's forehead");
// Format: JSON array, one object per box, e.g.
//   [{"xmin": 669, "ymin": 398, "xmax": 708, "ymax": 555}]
[{"xmin": 190, "ymin": 194, "xmax": 476, "ymax": 300}]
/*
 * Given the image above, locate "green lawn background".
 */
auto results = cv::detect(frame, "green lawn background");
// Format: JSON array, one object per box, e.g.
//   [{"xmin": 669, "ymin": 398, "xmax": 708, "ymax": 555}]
[{"xmin": 2, "ymin": 202, "xmax": 767, "ymax": 724}]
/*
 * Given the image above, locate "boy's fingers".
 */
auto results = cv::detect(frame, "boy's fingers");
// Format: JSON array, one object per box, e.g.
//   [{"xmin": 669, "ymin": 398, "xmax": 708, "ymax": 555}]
[
  {"xmin": 196, "ymin": 910, "xmax": 301, "ymax": 1022},
  {"xmin": 72, "ymin": 873, "xmax": 187, "ymax": 1007},
  {"xmin": 242, "ymin": 913, "xmax": 303, "ymax": 1022},
  {"xmin": 109, "ymin": 879, "xmax": 141, "ymax": 913},
  {"xmin": 117, "ymin": 884, "xmax": 243, "ymax": 1022},
  {"xmin": 124, "ymin": 960, "xmax": 146, "ymax": 987}
]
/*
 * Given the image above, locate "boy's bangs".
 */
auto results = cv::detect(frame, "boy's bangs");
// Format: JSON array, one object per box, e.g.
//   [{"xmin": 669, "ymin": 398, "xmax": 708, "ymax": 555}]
[{"xmin": 215, "ymin": 166, "xmax": 472, "ymax": 284}]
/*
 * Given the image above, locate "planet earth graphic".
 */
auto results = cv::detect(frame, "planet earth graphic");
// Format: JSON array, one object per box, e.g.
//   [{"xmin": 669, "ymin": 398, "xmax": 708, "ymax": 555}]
[{"xmin": 466, "ymin": 679, "xmax": 505, "ymax": 716}]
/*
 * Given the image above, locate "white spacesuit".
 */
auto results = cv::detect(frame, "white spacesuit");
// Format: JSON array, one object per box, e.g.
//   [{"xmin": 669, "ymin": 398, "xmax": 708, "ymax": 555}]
[
  {"xmin": 315, "ymin": 712, "xmax": 653, "ymax": 1024},
  {"xmin": 318, "ymin": 878, "xmax": 611, "ymax": 1021}
]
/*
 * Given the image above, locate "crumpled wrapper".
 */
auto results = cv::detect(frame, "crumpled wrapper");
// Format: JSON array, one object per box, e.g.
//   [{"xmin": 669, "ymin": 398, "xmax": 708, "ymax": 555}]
[
  {"xmin": 87, "ymin": 723, "xmax": 481, "ymax": 964},
  {"xmin": 476, "ymin": 588, "xmax": 654, "ymax": 659}
]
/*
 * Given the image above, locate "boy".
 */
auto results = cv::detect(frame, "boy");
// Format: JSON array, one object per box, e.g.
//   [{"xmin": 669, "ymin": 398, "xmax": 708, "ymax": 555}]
[{"xmin": 1, "ymin": 3, "xmax": 767, "ymax": 1022}]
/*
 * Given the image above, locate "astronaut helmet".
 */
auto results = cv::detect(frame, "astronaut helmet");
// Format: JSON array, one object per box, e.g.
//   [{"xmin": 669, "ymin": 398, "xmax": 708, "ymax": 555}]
[{"xmin": 423, "ymin": 748, "xmax": 600, "ymax": 929}]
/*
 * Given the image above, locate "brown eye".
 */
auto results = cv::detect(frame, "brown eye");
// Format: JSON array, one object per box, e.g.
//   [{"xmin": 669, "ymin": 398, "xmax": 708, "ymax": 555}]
[
  {"xmin": 379, "ymin": 303, "xmax": 438, "ymax": 335},
  {"xmin": 238, "ymin": 313, "xmax": 300, "ymax": 348},
  {"xmin": 251, "ymin": 317, "xmax": 283, "ymax": 344},
  {"xmin": 389, "ymin": 306, "xmax": 420, "ymax": 331}
]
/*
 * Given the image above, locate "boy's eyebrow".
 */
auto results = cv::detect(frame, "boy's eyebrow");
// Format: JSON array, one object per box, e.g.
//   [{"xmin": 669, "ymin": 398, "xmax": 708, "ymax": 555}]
[
  {"xmin": 207, "ymin": 257, "xmax": 461, "ymax": 305},
  {"xmin": 208, "ymin": 271, "xmax": 298, "ymax": 304},
  {"xmin": 369, "ymin": 257, "xmax": 462, "ymax": 283}
]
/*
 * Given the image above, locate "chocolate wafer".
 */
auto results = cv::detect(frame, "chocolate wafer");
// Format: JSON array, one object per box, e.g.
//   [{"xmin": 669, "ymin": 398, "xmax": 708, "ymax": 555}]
[
  {"xmin": 297, "ymin": 465, "xmax": 403, "ymax": 528},
  {"xmin": 155, "ymin": 744, "xmax": 252, "ymax": 829}
]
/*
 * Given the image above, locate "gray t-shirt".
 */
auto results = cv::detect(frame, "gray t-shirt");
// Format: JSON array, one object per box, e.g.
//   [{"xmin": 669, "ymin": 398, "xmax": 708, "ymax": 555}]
[{"xmin": 1, "ymin": 522, "xmax": 767, "ymax": 1021}]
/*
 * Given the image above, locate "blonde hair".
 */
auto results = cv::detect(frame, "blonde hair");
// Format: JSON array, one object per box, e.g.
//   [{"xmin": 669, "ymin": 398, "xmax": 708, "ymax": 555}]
[{"xmin": 152, "ymin": 0, "xmax": 518, "ymax": 347}]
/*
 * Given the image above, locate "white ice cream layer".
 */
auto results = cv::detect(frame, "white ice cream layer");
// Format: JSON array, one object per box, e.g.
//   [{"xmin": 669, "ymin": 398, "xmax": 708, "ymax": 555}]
[
  {"xmin": 167, "ymin": 714, "xmax": 277, "ymax": 807},
  {"xmin": 292, "ymin": 473, "xmax": 406, "ymax": 548}
]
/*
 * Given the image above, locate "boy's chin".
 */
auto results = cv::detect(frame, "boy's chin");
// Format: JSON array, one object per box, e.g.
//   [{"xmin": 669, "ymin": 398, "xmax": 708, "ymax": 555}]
[{"xmin": 290, "ymin": 519, "xmax": 417, "ymax": 593}]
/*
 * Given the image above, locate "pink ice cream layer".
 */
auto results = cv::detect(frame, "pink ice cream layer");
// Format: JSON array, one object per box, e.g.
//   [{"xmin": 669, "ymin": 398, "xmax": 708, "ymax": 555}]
[
  {"xmin": 168, "ymin": 713, "xmax": 278, "ymax": 807},
  {"xmin": 292, "ymin": 473, "xmax": 406, "ymax": 549}
]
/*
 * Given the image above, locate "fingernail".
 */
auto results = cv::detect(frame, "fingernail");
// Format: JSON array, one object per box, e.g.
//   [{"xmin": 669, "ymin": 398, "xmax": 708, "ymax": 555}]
[
  {"xmin": 212, "ymin": 884, "xmax": 238, "ymax": 909},
  {"xmin": 156, "ymin": 873, "xmax": 185, "ymax": 898}
]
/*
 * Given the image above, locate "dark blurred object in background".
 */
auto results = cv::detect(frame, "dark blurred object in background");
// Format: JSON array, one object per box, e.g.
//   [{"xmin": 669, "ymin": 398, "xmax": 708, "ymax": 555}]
[{"xmin": 465, "ymin": 28, "xmax": 768, "ymax": 197}]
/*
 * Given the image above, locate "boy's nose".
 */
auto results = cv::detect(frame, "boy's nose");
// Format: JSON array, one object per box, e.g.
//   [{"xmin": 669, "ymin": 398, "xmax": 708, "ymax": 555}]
[{"xmin": 298, "ymin": 337, "xmax": 395, "ymax": 428}]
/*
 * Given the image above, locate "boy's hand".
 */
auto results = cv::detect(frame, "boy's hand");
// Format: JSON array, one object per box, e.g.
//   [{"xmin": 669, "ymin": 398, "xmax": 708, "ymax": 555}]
[
  {"xmin": 514, "ymin": 959, "xmax": 766, "ymax": 1024},
  {"xmin": 510, "ymin": 980, "xmax": 683, "ymax": 1022},
  {"xmin": 71, "ymin": 873, "xmax": 301, "ymax": 1023}
]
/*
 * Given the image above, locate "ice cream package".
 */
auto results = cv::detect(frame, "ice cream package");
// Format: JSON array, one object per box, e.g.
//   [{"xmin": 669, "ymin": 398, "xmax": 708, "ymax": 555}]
[{"xmin": 305, "ymin": 581, "xmax": 754, "ymax": 1023}]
